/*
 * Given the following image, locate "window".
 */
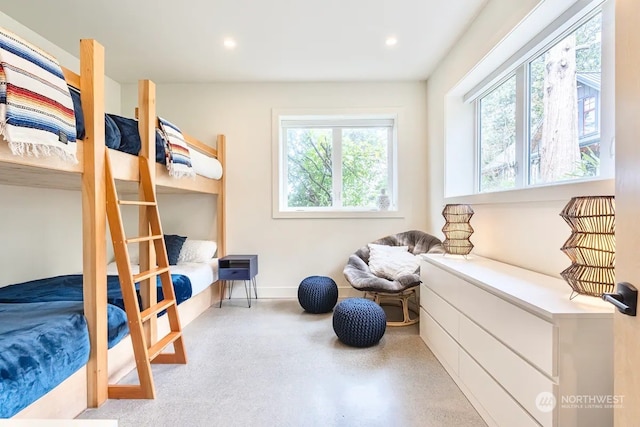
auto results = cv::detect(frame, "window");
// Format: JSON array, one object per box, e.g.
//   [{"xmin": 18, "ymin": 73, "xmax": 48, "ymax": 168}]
[
  {"xmin": 274, "ymin": 114, "xmax": 397, "ymax": 216},
  {"xmin": 479, "ymin": 75, "xmax": 517, "ymax": 192},
  {"xmin": 476, "ymin": 9, "xmax": 606, "ymax": 192}
]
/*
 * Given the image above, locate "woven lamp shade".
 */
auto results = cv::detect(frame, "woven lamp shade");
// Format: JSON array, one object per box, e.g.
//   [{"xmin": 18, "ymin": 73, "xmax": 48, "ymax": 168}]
[
  {"xmin": 559, "ymin": 196, "xmax": 615, "ymax": 297},
  {"xmin": 442, "ymin": 204, "xmax": 474, "ymax": 255}
]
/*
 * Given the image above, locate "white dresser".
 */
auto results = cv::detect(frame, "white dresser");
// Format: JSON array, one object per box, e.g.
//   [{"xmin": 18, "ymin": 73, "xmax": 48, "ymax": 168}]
[{"xmin": 419, "ymin": 254, "xmax": 614, "ymax": 427}]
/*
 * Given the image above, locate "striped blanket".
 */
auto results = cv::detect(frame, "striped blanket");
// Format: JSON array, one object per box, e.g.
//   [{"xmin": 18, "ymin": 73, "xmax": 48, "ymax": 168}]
[
  {"xmin": 158, "ymin": 117, "xmax": 195, "ymax": 178},
  {"xmin": 0, "ymin": 27, "xmax": 77, "ymax": 163}
]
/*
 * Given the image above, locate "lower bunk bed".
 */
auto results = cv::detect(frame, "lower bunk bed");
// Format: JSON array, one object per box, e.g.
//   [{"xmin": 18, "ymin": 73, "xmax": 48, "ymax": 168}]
[
  {"xmin": 0, "ymin": 301, "xmax": 128, "ymax": 418},
  {"xmin": 0, "ymin": 258, "xmax": 220, "ymax": 419}
]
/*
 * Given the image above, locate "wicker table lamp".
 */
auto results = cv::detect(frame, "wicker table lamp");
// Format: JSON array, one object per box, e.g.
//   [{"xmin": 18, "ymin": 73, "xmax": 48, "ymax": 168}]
[
  {"xmin": 559, "ymin": 195, "xmax": 615, "ymax": 298},
  {"xmin": 442, "ymin": 204, "xmax": 474, "ymax": 256}
]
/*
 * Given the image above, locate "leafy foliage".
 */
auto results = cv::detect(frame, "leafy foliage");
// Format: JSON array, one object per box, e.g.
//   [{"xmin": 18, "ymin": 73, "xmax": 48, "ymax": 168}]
[
  {"xmin": 287, "ymin": 129, "xmax": 333, "ymax": 207},
  {"xmin": 480, "ymin": 75, "xmax": 517, "ymax": 192},
  {"xmin": 342, "ymin": 128, "xmax": 388, "ymax": 208},
  {"xmin": 286, "ymin": 127, "xmax": 389, "ymax": 209}
]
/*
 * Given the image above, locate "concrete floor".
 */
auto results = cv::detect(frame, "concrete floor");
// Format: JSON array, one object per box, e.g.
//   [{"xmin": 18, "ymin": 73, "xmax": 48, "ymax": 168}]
[{"xmin": 79, "ymin": 299, "xmax": 486, "ymax": 427}]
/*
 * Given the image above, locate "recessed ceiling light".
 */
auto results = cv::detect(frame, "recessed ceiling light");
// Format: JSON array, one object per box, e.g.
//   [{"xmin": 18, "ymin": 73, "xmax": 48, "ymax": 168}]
[
  {"xmin": 223, "ymin": 38, "xmax": 237, "ymax": 49},
  {"xmin": 385, "ymin": 37, "xmax": 398, "ymax": 47}
]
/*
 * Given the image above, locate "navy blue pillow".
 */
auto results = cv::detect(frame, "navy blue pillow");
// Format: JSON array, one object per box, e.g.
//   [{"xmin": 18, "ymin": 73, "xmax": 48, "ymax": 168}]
[
  {"xmin": 164, "ymin": 234, "xmax": 186, "ymax": 265},
  {"xmin": 107, "ymin": 114, "xmax": 141, "ymax": 155},
  {"xmin": 104, "ymin": 114, "xmax": 121, "ymax": 149},
  {"xmin": 155, "ymin": 129, "xmax": 166, "ymax": 164},
  {"xmin": 69, "ymin": 86, "xmax": 85, "ymax": 140}
]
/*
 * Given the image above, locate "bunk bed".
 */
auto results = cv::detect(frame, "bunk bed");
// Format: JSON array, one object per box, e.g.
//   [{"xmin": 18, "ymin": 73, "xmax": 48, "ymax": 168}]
[{"xmin": 0, "ymin": 32, "xmax": 226, "ymax": 419}]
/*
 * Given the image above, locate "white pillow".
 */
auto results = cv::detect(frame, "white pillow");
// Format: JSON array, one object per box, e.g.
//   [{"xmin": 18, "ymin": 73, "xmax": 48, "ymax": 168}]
[
  {"xmin": 368, "ymin": 244, "xmax": 419, "ymax": 280},
  {"xmin": 178, "ymin": 239, "xmax": 217, "ymax": 263},
  {"xmin": 369, "ymin": 243, "xmax": 409, "ymax": 253}
]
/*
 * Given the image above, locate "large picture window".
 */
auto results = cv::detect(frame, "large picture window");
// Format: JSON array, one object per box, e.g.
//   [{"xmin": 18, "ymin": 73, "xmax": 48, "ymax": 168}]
[
  {"xmin": 275, "ymin": 115, "xmax": 397, "ymax": 215},
  {"xmin": 476, "ymin": 10, "xmax": 603, "ymax": 192}
]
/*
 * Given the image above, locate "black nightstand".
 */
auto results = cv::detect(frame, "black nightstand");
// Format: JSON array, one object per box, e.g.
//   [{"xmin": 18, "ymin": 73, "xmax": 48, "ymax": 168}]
[{"xmin": 218, "ymin": 254, "xmax": 258, "ymax": 308}]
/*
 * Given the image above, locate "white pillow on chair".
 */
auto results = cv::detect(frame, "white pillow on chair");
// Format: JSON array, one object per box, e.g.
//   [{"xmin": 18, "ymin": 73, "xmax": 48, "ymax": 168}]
[{"xmin": 368, "ymin": 244, "xmax": 419, "ymax": 280}]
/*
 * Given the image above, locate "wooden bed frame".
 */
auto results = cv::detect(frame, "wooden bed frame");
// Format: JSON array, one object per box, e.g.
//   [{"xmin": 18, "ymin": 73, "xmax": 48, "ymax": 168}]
[{"xmin": 1, "ymin": 39, "xmax": 226, "ymax": 418}]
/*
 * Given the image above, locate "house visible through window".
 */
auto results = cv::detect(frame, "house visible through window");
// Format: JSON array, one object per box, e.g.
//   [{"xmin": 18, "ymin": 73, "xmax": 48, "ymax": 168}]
[
  {"xmin": 276, "ymin": 115, "xmax": 397, "ymax": 214},
  {"xmin": 477, "ymin": 10, "xmax": 603, "ymax": 191}
]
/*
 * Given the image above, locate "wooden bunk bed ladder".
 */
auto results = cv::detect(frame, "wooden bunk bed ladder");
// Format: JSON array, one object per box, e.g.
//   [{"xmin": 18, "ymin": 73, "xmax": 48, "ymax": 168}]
[{"xmin": 105, "ymin": 152, "xmax": 187, "ymax": 399}]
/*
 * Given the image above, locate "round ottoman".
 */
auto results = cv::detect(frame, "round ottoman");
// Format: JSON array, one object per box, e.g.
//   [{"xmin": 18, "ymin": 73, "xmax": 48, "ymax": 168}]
[
  {"xmin": 332, "ymin": 298, "xmax": 386, "ymax": 347},
  {"xmin": 297, "ymin": 276, "xmax": 338, "ymax": 314}
]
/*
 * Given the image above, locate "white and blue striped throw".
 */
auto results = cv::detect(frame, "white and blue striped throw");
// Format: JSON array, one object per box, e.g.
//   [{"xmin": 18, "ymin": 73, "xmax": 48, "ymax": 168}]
[{"xmin": 0, "ymin": 27, "xmax": 77, "ymax": 163}]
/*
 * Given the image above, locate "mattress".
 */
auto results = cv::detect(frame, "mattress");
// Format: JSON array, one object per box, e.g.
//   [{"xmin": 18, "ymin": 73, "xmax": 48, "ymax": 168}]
[
  {"xmin": 107, "ymin": 259, "xmax": 218, "ymax": 297},
  {"xmin": 0, "ymin": 301, "xmax": 91, "ymax": 418}
]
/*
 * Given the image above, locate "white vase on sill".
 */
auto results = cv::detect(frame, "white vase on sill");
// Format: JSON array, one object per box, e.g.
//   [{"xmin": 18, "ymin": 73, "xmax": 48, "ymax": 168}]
[{"xmin": 377, "ymin": 189, "xmax": 390, "ymax": 211}]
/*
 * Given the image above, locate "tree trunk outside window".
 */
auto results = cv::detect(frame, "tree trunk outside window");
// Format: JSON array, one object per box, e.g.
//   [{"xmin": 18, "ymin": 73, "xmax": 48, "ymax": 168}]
[{"xmin": 539, "ymin": 34, "xmax": 580, "ymax": 183}]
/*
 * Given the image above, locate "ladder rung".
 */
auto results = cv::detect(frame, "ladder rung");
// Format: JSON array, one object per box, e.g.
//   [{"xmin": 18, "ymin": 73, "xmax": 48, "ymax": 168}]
[
  {"xmin": 134, "ymin": 266, "xmax": 170, "ymax": 283},
  {"xmin": 118, "ymin": 200, "xmax": 156, "ymax": 206},
  {"xmin": 140, "ymin": 299, "xmax": 176, "ymax": 322},
  {"xmin": 148, "ymin": 332, "xmax": 181, "ymax": 361},
  {"xmin": 126, "ymin": 234, "xmax": 163, "ymax": 244}
]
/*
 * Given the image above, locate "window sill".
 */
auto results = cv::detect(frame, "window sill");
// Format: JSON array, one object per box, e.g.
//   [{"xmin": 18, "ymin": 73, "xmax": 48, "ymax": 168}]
[
  {"xmin": 273, "ymin": 209, "xmax": 405, "ymax": 219},
  {"xmin": 444, "ymin": 177, "xmax": 614, "ymax": 205}
]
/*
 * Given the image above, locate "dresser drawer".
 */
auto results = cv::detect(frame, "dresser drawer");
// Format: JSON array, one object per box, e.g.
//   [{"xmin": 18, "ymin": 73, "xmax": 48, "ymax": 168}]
[
  {"xmin": 420, "ymin": 307, "xmax": 459, "ymax": 376},
  {"xmin": 455, "ymin": 277, "xmax": 557, "ymax": 376},
  {"xmin": 420, "ymin": 284, "xmax": 459, "ymax": 339},
  {"xmin": 460, "ymin": 351, "xmax": 541, "ymax": 427},
  {"xmin": 459, "ymin": 315, "xmax": 555, "ymax": 426},
  {"xmin": 421, "ymin": 259, "xmax": 460, "ymax": 305},
  {"xmin": 219, "ymin": 268, "xmax": 251, "ymax": 281}
]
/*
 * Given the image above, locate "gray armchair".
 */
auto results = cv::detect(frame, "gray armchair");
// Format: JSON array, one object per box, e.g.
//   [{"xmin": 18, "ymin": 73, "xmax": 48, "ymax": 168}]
[{"xmin": 343, "ymin": 230, "xmax": 444, "ymax": 326}]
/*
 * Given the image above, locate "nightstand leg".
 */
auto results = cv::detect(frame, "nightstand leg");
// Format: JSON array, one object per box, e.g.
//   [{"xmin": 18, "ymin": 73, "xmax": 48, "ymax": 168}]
[
  {"xmin": 219, "ymin": 280, "xmax": 225, "ymax": 308},
  {"xmin": 228, "ymin": 281, "xmax": 235, "ymax": 299},
  {"xmin": 252, "ymin": 277, "xmax": 258, "ymax": 299},
  {"xmin": 244, "ymin": 280, "xmax": 251, "ymax": 308}
]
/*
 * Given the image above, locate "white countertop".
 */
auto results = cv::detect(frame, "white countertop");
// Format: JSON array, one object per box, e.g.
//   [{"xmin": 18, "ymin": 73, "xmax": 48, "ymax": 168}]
[{"xmin": 421, "ymin": 253, "xmax": 614, "ymax": 320}]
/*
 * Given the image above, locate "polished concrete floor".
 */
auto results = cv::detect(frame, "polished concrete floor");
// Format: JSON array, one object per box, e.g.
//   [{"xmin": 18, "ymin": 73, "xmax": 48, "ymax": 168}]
[{"xmin": 79, "ymin": 299, "xmax": 486, "ymax": 427}]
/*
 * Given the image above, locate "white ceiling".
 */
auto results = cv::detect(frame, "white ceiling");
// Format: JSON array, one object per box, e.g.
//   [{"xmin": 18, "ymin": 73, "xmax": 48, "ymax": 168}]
[{"xmin": 0, "ymin": 0, "xmax": 488, "ymax": 83}]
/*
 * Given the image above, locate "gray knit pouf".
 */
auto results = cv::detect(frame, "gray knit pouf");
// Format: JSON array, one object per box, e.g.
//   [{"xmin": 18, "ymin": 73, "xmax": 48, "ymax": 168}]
[
  {"xmin": 298, "ymin": 276, "xmax": 339, "ymax": 314},
  {"xmin": 332, "ymin": 298, "xmax": 386, "ymax": 347}
]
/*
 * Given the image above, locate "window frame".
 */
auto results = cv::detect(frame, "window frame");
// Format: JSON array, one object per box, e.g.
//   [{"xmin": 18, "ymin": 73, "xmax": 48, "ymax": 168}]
[
  {"xmin": 473, "ymin": 6, "xmax": 607, "ymax": 194},
  {"xmin": 443, "ymin": 0, "xmax": 614, "ymax": 204},
  {"xmin": 272, "ymin": 108, "xmax": 402, "ymax": 219}
]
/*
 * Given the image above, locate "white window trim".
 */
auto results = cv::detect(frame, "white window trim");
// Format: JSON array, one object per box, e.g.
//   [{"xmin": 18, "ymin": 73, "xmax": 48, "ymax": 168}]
[
  {"xmin": 271, "ymin": 108, "xmax": 403, "ymax": 219},
  {"xmin": 444, "ymin": 0, "xmax": 614, "ymax": 204}
]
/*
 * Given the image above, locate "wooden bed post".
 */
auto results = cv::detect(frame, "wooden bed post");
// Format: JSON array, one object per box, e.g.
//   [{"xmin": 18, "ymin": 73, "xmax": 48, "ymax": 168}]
[
  {"xmin": 80, "ymin": 39, "xmax": 107, "ymax": 408},
  {"xmin": 216, "ymin": 135, "xmax": 226, "ymax": 305},
  {"xmin": 138, "ymin": 80, "xmax": 158, "ymax": 344},
  {"xmin": 216, "ymin": 134, "xmax": 226, "ymax": 258}
]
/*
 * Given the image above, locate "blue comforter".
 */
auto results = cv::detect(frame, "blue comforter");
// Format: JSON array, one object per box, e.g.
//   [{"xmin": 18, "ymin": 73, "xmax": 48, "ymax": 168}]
[
  {"xmin": 0, "ymin": 301, "xmax": 91, "ymax": 418},
  {"xmin": 0, "ymin": 274, "xmax": 193, "ymax": 313}
]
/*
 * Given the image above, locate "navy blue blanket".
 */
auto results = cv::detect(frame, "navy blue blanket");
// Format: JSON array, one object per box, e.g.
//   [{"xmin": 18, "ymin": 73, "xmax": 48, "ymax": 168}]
[
  {"xmin": 0, "ymin": 301, "xmax": 91, "ymax": 418},
  {"xmin": 0, "ymin": 274, "xmax": 193, "ymax": 313}
]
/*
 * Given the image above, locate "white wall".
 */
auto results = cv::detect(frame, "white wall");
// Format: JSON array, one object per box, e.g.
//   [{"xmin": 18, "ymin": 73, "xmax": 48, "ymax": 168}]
[
  {"xmin": 122, "ymin": 82, "xmax": 433, "ymax": 297},
  {"xmin": 427, "ymin": 0, "xmax": 613, "ymax": 278},
  {"xmin": 0, "ymin": 12, "xmax": 121, "ymax": 285},
  {"xmin": 0, "ymin": 184, "xmax": 83, "ymax": 286}
]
